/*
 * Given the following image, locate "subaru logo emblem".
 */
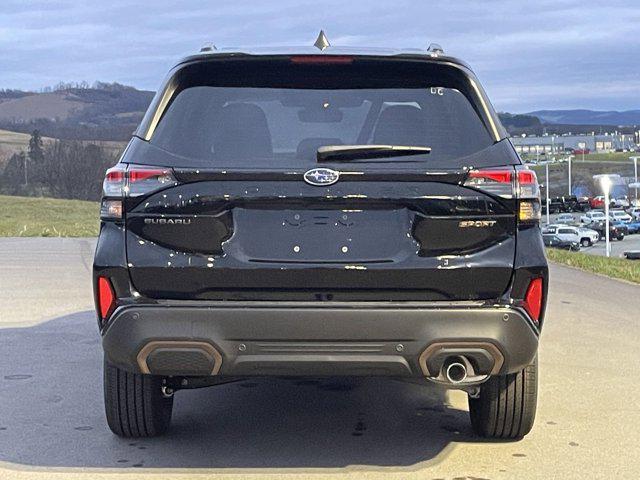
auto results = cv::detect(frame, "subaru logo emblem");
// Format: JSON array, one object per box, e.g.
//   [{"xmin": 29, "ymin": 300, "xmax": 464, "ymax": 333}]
[{"xmin": 303, "ymin": 168, "xmax": 340, "ymax": 186}]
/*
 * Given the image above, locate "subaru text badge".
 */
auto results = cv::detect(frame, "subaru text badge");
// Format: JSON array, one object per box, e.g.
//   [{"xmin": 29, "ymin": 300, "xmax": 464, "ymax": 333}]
[{"xmin": 303, "ymin": 168, "xmax": 340, "ymax": 186}]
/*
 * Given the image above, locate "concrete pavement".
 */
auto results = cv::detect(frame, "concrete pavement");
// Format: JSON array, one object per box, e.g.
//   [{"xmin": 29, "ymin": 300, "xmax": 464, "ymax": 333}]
[
  {"xmin": 0, "ymin": 238, "xmax": 96, "ymax": 327},
  {"xmin": 0, "ymin": 238, "xmax": 639, "ymax": 479}
]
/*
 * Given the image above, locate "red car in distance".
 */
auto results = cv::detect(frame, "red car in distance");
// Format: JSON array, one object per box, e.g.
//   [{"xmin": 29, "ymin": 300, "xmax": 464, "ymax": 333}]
[{"xmin": 589, "ymin": 196, "xmax": 605, "ymax": 209}]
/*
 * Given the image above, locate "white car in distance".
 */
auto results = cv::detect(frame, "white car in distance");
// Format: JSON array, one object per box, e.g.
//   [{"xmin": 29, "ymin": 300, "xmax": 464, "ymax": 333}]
[
  {"xmin": 609, "ymin": 210, "xmax": 632, "ymax": 223},
  {"xmin": 581, "ymin": 211, "xmax": 606, "ymax": 225},
  {"xmin": 627, "ymin": 207, "xmax": 640, "ymax": 220},
  {"xmin": 543, "ymin": 224, "xmax": 599, "ymax": 247},
  {"xmin": 612, "ymin": 197, "xmax": 630, "ymax": 208}
]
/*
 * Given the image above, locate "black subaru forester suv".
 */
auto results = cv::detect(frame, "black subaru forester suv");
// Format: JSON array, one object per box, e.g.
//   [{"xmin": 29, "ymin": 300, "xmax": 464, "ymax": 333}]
[{"xmin": 94, "ymin": 42, "xmax": 547, "ymax": 439}]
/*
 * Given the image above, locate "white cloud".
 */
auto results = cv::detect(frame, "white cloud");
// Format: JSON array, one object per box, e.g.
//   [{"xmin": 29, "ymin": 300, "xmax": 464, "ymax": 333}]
[{"xmin": 0, "ymin": 0, "xmax": 638, "ymax": 111}]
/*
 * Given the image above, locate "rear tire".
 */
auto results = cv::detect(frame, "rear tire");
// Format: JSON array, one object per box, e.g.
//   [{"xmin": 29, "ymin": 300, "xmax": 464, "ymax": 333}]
[
  {"xmin": 104, "ymin": 357, "xmax": 174, "ymax": 437},
  {"xmin": 468, "ymin": 357, "xmax": 538, "ymax": 439}
]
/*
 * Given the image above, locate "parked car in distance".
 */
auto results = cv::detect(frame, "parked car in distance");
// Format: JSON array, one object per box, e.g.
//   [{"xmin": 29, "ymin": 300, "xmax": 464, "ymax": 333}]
[
  {"xmin": 541, "ymin": 196, "xmax": 564, "ymax": 214},
  {"xmin": 573, "ymin": 148, "xmax": 590, "ymax": 155},
  {"xmin": 589, "ymin": 196, "xmax": 605, "ymax": 209},
  {"xmin": 611, "ymin": 197, "xmax": 630, "ymax": 208},
  {"xmin": 544, "ymin": 195, "xmax": 589, "ymax": 214},
  {"xmin": 543, "ymin": 224, "xmax": 598, "ymax": 247},
  {"xmin": 575, "ymin": 196, "xmax": 591, "ymax": 212},
  {"xmin": 612, "ymin": 222, "xmax": 630, "ymax": 236},
  {"xmin": 624, "ymin": 250, "xmax": 640, "ymax": 260},
  {"xmin": 590, "ymin": 221, "xmax": 627, "ymax": 240},
  {"xmin": 542, "ymin": 234, "xmax": 580, "ymax": 251},
  {"xmin": 609, "ymin": 210, "xmax": 632, "ymax": 223},
  {"xmin": 581, "ymin": 210, "xmax": 606, "ymax": 225},
  {"xmin": 576, "ymin": 227, "xmax": 601, "ymax": 246},
  {"xmin": 625, "ymin": 220, "xmax": 640, "ymax": 235},
  {"xmin": 561, "ymin": 195, "xmax": 589, "ymax": 212},
  {"xmin": 627, "ymin": 206, "xmax": 640, "ymax": 220}
]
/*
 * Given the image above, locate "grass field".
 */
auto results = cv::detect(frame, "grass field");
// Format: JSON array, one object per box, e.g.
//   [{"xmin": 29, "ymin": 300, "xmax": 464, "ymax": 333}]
[
  {"xmin": 546, "ymin": 248, "xmax": 640, "ymax": 284},
  {"xmin": 0, "ymin": 195, "xmax": 99, "ymax": 237}
]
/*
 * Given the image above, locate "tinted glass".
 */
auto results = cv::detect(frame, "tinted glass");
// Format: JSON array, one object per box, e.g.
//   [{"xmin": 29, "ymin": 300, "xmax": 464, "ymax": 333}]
[{"xmin": 150, "ymin": 86, "xmax": 493, "ymax": 169}]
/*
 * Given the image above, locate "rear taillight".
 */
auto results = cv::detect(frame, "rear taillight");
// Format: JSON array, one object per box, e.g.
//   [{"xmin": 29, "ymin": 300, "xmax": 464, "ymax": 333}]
[
  {"xmin": 101, "ymin": 165, "xmax": 177, "ymax": 219},
  {"xmin": 523, "ymin": 277, "xmax": 544, "ymax": 323},
  {"xmin": 464, "ymin": 167, "xmax": 541, "ymax": 223},
  {"xmin": 103, "ymin": 165, "xmax": 175, "ymax": 197},
  {"xmin": 103, "ymin": 165, "xmax": 126, "ymax": 197},
  {"xmin": 97, "ymin": 276, "xmax": 116, "ymax": 322},
  {"xmin": 464, "ymin": 169, "xmax": 514, "ymax": 198}
]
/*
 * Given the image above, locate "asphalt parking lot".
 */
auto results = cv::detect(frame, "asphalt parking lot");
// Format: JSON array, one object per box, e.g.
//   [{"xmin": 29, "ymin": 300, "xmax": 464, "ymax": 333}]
[{"xmin": 1, "ymin": 238, "xmax": 639, "ymax": 479}]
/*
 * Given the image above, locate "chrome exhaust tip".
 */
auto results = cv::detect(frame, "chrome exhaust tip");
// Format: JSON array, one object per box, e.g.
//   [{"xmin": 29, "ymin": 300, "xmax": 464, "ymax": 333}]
[{"xmin": 445, "ymin": 361, "xmax": 468, "ymax": 384}]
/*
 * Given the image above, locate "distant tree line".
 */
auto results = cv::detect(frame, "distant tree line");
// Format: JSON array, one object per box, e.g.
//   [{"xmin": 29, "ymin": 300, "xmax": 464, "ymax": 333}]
[
  {"xmin": 0, "ymin": 131, "xmax": 119, "ymax": 201},
  {"xmin": 0, "ymin": 89, "xmax": 33, "ymax": 100},
  {"xmin": 498, "ymin": 113, "xmax": 542, "ymax": 130},
  {"xmin": 39, "ymin": 81, "xmax": 139, "ymax": 93}
]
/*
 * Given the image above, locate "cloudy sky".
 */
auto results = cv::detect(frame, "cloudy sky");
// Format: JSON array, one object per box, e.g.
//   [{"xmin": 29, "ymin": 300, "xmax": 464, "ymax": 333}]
[{"xmin": 1, "ymin": 0, "xmax": 638, "ymax": 112}]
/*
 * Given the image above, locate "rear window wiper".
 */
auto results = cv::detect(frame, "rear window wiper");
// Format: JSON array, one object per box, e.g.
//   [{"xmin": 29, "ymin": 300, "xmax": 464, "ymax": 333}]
[{"xmin": 317, "ymin": 144, "xmax": 431, "ymax": 163}]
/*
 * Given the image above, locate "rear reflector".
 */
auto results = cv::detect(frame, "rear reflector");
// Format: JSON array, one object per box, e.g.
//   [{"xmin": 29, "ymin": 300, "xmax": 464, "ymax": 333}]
[
  {"xmin": 523, "ymin": 277, "xmax": 543, "ymax": 323},
  {"xmin": 97, "ymin": 276, "xmax": 116, "ymax": 321}
]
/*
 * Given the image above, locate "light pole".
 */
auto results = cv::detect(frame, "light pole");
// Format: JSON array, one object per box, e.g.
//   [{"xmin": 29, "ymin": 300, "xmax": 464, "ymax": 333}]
[
  {"xmin": 568, "ymin": 155, "xmax": 573, "ymax": 196},
  {"xmin": 23, "ymin": 153, "xmax": 28, "ymax": 186},
  {"xmin": 631, "ymin": 156, "xmax": 639, "ymax": 204},
  {"xmin": 602, "ymin": 176, "xmax": 611, "ymax": 257},
  {"xmin": 545, "ymin": 161, "xmax": 550, "ymax": 225}
]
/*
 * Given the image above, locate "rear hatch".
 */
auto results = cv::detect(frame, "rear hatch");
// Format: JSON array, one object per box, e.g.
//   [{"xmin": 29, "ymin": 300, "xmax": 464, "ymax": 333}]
[{"xmin": 119, "ymin": 56, "xmax": 523, "ymax": 301}]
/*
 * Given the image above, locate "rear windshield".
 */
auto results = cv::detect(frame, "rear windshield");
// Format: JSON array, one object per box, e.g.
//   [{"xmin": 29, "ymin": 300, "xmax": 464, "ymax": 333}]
[{"xmin": 146, "ymin": 59, "xmax": 498, "ymax": 170}]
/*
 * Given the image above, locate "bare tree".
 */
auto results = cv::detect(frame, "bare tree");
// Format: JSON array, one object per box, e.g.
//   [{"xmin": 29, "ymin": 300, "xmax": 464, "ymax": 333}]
[{"xmin": 36, "ymin": 141, "xmax": 117, "ymax": 200}]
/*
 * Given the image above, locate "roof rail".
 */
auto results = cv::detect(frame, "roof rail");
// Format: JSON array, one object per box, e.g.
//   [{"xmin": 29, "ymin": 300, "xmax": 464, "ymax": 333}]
[
  {"xmin": 200, "ymin": 43, "xmax": 217, "ymax": 53},
  {"xmin": 427, "ymin": 43, "xmax": 444, "ymax": 57}
]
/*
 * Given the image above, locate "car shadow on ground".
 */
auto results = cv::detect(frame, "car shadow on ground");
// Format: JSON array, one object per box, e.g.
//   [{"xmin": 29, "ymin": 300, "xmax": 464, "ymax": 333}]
[{"xmin": 0, "ymin": 311, "xmax": 484, "ymax": 470}]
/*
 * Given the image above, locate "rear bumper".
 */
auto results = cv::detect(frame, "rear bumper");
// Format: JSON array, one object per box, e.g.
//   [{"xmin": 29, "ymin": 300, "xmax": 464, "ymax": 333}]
[{"xmin": 102, "ymin": 302, "xmax": 539, "ymax": 379}]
